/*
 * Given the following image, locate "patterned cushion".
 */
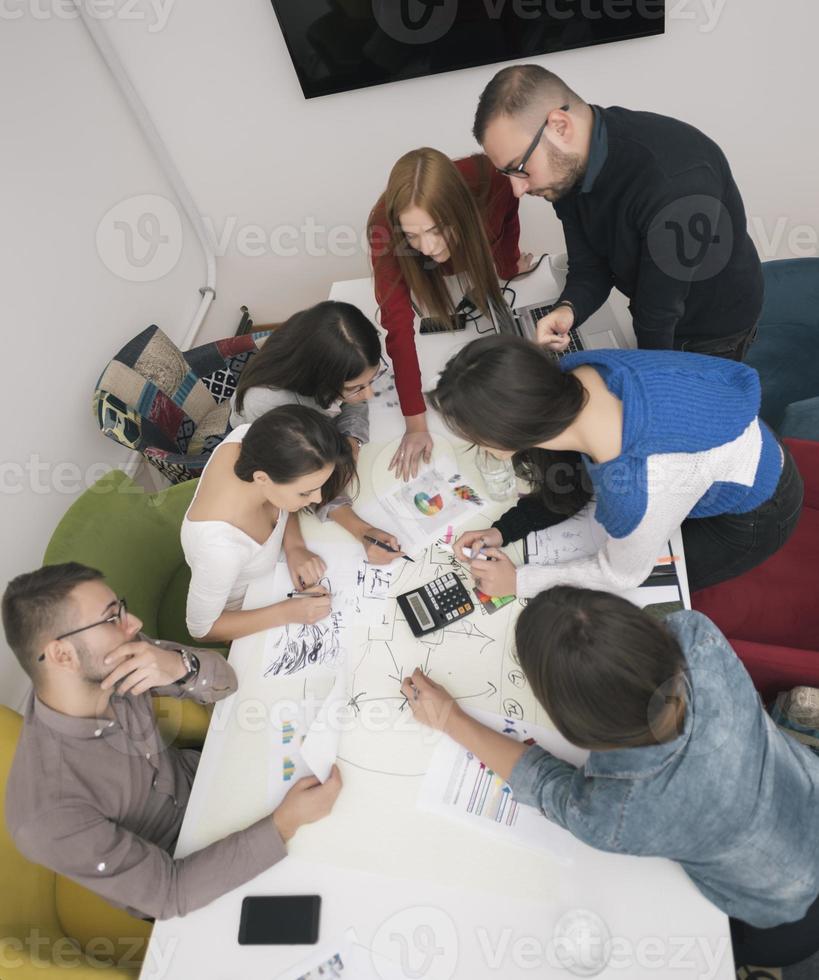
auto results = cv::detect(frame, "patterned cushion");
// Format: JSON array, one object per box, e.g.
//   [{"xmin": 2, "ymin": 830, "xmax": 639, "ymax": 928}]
[
  {"xmin": 201, "ymin": 366, "xmax": 240, "ymax": 403},
  {"xmin": 175, "ymin": 417, "xmax": 196, "ymax": 455},
  {"xmin": 132, "ymin": 328, "xmax": 189, "ymax": 394},
  {"xmin": 187, "ymin": 401, "xmax": 232, "ymax": 455},
  {"xmin": 94, "ymin": 324, "xmax": 274, "ymax": 484}
]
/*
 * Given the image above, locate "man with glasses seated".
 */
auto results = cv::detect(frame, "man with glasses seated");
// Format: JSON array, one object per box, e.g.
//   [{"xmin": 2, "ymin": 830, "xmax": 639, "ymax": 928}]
[
  {"xmin": 2, "ymin": 563, "xmax": 341, "ymax": 921},
  {"xmin": 474, "ymin": 64, "xmax": 763, "ymax": 362}
]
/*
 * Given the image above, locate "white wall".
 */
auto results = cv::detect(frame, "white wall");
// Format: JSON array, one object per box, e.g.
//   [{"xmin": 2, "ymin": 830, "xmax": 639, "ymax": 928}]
[
  {"xmin": 0, "ymin": 10, "xmax": 205, "ymax": 707},
  {"xmin": 2, "ymin": 0, "xmax": 817, "ymax": 706},
  {"xmin": 99, "ymin": 0, "xmax": 819, "ymax": 341}
]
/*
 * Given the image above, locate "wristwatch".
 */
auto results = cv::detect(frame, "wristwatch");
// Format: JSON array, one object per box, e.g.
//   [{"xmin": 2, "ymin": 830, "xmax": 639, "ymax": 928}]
[
  {"xmin": 554, "ymin": 299, "xmax": 576, "ymax": 317},
  {"xmin": 175, "ymin": 649, "xmax": 200, "ymax": 686}
]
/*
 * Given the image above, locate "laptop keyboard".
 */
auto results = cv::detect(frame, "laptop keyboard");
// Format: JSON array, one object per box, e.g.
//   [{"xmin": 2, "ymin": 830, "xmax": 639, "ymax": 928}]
[{"xmin": 527, "ymin": 306, "xmax": 583, "ymax": 355}]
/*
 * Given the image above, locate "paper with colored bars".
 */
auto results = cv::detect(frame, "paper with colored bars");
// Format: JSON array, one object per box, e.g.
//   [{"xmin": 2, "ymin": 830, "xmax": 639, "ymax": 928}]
[
  {"xmin": 417, "ymin": 708, "xmax": 591, "ymax": 864},
  {"xmin": 268, "ymin": 669, "xmax": 349, "ymax": 808}
]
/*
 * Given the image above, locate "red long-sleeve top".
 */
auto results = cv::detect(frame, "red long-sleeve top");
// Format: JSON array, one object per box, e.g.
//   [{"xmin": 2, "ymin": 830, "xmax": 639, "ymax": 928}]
[{"xmin": 369, "ymin": 155, "xmax": 521, "ymax": 418}]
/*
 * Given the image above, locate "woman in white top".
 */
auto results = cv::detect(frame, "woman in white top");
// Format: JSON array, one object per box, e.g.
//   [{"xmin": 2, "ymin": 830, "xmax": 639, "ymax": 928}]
[{"xmin": 182, "ymin": 405, "xmax": 403, "ymax": 641}]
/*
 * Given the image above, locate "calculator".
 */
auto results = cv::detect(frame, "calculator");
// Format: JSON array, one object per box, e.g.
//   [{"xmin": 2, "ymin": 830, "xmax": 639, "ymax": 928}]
[{"xmin": 397, "ymin": 573, "xmax": 475, "ymax": 637}]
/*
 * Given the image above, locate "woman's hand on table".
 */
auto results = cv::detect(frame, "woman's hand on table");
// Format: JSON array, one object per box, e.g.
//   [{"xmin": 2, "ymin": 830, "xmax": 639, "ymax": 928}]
[
  {"xmin": 400, "ymin": 668, "xmax": 464, "ymax": 734},
  {"xmin": 280, "ymin": 587, "xmax": 332, "ymax": 626},
  {"xmin": 390, "ymin": 418, "xmax": 433, "ymax": 482},
  {"xmin": 468, "ymin": 547, "xmax": 517, "ymax": 598},
  {"xmin": 286, "ymin": 546, "xmax": 326, "ymax": 591},
  {"xmin": 361, "ymin": 526, "xmax": 407, "ymax": 565},
  {"xmin": 452, "ymin": 527, "xmax": 502, "ymax": 562},
  {"xmin": 272, "ymin": 766, "xmax": 342, "ymax": 842}
]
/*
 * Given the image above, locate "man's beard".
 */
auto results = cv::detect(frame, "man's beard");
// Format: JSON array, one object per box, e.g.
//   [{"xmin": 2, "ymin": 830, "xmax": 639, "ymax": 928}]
[
  {"xmin": 528, "ymin": 140, "xmax": 586, "ymax": 202},
  {"xmin": 74, "ymin": 638, "xmax": 110, "ymax": 685}
]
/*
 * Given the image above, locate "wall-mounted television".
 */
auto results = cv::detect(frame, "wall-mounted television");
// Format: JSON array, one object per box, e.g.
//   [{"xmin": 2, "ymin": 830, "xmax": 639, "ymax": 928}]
[{"xmin": 270, "ymin": 0, "xmax": 665, "ymax": 100}]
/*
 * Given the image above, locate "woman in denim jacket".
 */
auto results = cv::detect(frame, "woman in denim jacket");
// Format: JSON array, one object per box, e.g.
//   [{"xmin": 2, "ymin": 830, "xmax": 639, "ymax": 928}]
[{"xmin": 402, "ymin": 588, "xmax": 819, "ymax": 969}]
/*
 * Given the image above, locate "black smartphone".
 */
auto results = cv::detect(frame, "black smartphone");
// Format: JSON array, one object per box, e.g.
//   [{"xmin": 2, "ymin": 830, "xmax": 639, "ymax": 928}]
[{"xmin": 238, "ymin": 895, "xmax": 321, "ymax": 945}]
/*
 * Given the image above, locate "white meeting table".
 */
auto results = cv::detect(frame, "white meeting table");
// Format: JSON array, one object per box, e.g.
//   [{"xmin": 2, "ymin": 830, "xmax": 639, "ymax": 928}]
[{"xmin": 140, "ymin": 269, "xmax": 729, "ymax": 980}]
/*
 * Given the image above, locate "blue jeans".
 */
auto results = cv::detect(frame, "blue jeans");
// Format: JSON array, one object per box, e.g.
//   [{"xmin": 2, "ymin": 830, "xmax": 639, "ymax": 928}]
[{"xmin": 682, "ymin": 441, "xmax": 804, "ymax": 592}]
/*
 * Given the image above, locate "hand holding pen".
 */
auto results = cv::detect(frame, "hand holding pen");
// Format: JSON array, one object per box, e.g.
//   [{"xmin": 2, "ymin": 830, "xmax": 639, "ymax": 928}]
[
  {"xmin": 452, "ymin": 528, "xmax": 502, "ymax": 563},
  {"xmin": 362, "ymin": 527, "xmax": 414, "ymax": 564},
  {"xmin": 283, "ymin": 585, "xmax": 332, "ymax": 626}
]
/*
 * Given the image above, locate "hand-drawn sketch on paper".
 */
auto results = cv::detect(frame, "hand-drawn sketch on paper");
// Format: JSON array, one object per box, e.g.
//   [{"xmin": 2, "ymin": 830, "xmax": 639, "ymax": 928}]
[{"xmin": 263, "ymin": 575, "xmax": 346, "ymax": 678}]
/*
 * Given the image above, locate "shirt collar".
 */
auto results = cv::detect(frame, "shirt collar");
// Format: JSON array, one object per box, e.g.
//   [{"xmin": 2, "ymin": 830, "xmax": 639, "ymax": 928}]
[
  {"xmin": 33, "ymin": 692, "xmax": 122, "ymax": 741},
  {"xmin": 580, "ymin": 106, "xmax": 609, "ymax": 194},
  {"xmin": 584, "ymin": 672, "xmax": 694, "ymax": 779}
]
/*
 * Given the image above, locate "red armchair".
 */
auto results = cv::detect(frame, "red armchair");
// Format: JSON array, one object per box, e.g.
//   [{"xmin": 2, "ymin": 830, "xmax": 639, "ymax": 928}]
[{"xmin": 692, "ymin": 438, "xmax": 819, "ymax": 701}]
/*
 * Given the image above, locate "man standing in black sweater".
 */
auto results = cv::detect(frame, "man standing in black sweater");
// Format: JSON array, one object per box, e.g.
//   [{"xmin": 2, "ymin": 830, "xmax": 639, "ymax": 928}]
[{"xmin": 474, "ymin": 65, "xmax": 763, "ymax": 360}]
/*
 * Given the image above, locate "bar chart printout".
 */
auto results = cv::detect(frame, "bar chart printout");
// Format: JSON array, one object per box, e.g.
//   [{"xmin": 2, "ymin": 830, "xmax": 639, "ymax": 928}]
[{"xmin": 417, "ymin": 711, "xmax": 591, "ymax": 863}]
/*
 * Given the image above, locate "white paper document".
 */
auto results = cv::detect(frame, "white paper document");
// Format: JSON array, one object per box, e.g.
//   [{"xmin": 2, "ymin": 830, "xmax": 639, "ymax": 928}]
[
  {"xmin": 417, "ymin": 709, "xmax": 591, "ymax": 864},
  {"xmin": 524, "ymin": 505, "xmax": 687, "ymax": 613},
  {"xmin": 261, "ymin": 563, "xmax": 347, "ymax": 678},
  {"xmin": 378, "ymin": 456, "xmax": 488, "ymax": 554},
  {"xmin": 260, "ymin": 549, "xmax": 405, "ymax": 678},
  {"xmin": 278, "ymin": 929, "xmax": 407, "ymax": 980},
  {"xmin": 300, "ymin": 664, "xmax": 349, "ymax": 783}
]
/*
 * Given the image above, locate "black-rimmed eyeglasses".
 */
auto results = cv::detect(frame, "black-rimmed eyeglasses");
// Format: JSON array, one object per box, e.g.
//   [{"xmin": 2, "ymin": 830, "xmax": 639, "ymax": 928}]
[
  {"xmin": 496, "ymin": 105, "xmax": 570, "ymax": 179},
  {"xmin": 38, "ymin": 598, "xmax": 129, "ymax": 661}
]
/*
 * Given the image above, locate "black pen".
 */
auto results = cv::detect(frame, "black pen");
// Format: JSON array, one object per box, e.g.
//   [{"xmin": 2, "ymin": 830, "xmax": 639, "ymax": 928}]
[
  {"xmin": 286, "ymin": 589, "xmax": 332, "ymax": 599},
  {"xmin": 363, "ymin": 534, "xmax": 415, "ymax": 562}
]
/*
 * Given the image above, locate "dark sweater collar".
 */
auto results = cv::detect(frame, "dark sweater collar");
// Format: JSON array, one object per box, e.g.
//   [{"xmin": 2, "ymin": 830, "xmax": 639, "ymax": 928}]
[{"xmin": 580, "ymin": 106, "xmax": 608, "ymax": 194}]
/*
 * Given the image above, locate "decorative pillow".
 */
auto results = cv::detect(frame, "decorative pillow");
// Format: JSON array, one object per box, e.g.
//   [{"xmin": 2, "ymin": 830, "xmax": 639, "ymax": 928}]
[{"xmin": 186, "ymin": 401, "xmax": 232, "ymax": 456}]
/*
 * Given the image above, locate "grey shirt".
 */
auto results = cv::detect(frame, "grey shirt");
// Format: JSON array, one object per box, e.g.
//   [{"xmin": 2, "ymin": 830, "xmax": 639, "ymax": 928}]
[
  {"xmin": 230, "ymin": 386, "xmax": 367, "ymax": 521},
  {"xmin": 229, "ymin": 386, "xmax": 369, "ymax": 444},
  {"xmin": 5, "ymin": 638, "xmax": 286, "ymax": 921}
]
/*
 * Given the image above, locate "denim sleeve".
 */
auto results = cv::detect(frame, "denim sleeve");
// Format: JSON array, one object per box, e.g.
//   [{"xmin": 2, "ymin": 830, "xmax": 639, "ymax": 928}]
[
  {"xmin": 508, "ymin": 745, "xmax": 626, "ymax": 852},
  {"xmin": 507, "ymin": 745, "xmax": 579, "ymax": 831}
]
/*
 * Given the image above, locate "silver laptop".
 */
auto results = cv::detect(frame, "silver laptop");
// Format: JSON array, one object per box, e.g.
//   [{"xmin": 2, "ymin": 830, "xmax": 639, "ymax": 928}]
[{"xmin": 492, "ymin": 295, "xmax": 630, "ymax": 355}]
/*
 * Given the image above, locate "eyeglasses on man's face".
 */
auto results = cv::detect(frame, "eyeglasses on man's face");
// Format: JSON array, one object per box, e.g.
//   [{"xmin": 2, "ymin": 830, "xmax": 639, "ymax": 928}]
[
  {"xmin": 496, "ymin": 105, "xmax": 570, "ymax": 179},
  {"xmin": 38, "ymin": 598, "xmax": 129, "ymax": 661},
  {"xmin": 342, "ymin": 358, "xmax": 390, "ymax": 397}
]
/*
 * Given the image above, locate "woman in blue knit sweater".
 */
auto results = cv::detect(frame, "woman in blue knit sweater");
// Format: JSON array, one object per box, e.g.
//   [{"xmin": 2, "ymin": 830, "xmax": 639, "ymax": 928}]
[{"xmin": 427, "ymin": 336, "xmax": 803, "ymax": 596}]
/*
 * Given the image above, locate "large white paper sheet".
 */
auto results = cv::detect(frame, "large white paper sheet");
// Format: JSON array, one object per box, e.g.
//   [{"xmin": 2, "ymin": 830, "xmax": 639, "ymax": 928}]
[
  {"xmin": 417, "ymin": 708, "xmax": 591, "ymax": 865},
  {"xmin": 524, "ymin": 505, "xmax": 686, "ymax": 614}
]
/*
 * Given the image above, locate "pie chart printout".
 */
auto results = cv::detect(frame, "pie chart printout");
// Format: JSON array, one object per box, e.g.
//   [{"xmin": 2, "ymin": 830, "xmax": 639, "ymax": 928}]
[{"xmin": 414, "ymin": 492, "xmax": 445, "ymax": 516}]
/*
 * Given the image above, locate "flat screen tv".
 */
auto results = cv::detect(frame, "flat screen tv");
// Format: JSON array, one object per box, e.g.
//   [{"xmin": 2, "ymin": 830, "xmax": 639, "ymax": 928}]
[{"xmin": 270, "ymin": 0, "xmax": 665, "ymax": 100}]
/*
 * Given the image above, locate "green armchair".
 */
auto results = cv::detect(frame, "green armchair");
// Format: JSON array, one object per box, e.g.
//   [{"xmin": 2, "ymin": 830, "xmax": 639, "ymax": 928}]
[{"xmin": 43, "ymin": 470, "xmax": 226, "ymax": 747}]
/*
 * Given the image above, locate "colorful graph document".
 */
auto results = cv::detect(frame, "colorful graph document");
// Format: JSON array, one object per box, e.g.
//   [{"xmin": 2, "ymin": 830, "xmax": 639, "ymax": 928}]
[
  {"xmin": 417, "ymin": 709, "xmax": 590, "ymax": 864},
  {"xmin": 379, "ymin": 458, "xmax": 488, "ymax": 553}
]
